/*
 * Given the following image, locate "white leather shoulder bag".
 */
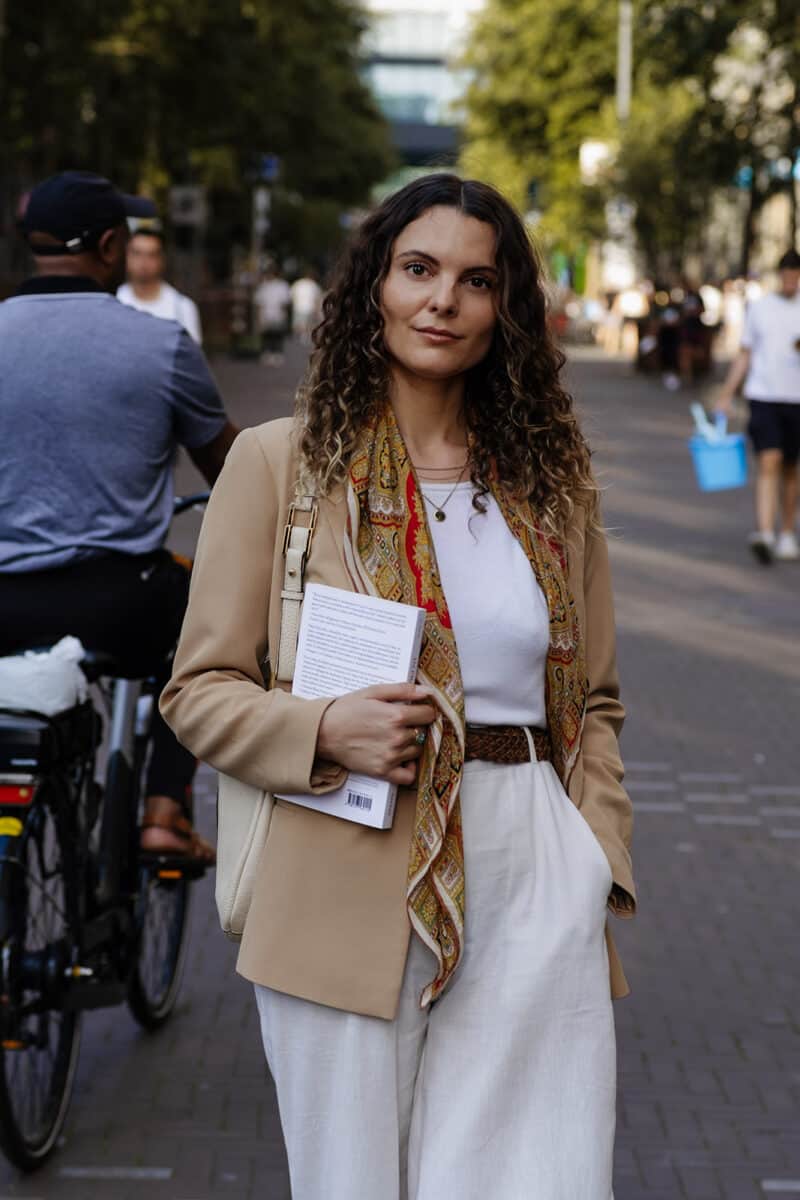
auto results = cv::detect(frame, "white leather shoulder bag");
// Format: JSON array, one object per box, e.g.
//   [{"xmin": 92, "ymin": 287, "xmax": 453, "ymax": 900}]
[{"xmin": 215, "ymin": 495, "xmax": 317, "ymax": 940}]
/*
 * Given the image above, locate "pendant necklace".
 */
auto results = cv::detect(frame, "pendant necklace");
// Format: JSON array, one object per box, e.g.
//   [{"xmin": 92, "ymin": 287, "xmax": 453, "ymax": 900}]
[{"xmin": 418, "ymin": 465, "xmax": 468, "ymax": 522}]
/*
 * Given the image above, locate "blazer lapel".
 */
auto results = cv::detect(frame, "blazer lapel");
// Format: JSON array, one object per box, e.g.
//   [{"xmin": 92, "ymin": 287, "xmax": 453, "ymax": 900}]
[{"xmin": 314, "ymin": 484, "xmax": 351, "ymax": 589}]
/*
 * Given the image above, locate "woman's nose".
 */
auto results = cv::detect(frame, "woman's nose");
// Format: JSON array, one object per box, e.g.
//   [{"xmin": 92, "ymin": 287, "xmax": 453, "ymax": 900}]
[{"xmin": 428, "ymin": 277, "xmax": 458, "ymax": 315}]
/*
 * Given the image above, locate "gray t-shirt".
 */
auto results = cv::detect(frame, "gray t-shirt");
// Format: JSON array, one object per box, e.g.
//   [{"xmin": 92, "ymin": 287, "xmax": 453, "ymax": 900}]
[{"xmin": 0, "ymin": 281, "xmax": 226, "ymax": 572}]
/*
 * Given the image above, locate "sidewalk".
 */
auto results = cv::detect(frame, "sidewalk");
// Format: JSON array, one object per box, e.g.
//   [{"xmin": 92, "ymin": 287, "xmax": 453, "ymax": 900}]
[{"xmin": 0, "ymin": 346, "xmax": 797, "ymax": 1199}]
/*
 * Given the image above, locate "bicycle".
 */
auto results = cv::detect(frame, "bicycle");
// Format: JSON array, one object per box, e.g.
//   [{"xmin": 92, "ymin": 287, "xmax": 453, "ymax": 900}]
[{"xmin": 0, "ymin": 493, "xmax": 210, "ymax": 1170}]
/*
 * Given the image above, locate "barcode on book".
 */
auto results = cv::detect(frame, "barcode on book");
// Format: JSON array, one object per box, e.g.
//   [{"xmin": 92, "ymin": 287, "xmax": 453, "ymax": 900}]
[{"xmin": 345, "ymin": 790, "xmax": 373, "ymax": 812}]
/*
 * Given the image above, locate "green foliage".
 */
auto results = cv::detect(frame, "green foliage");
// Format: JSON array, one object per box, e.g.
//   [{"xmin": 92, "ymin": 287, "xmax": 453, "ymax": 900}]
[
  {"xmin": 0, "ymin": 0, "xmax": 393, "ymax": 249},
  {"xmin": 607, "ymin": 74, "xmax": 708, "ymax": 274},
  {"xmin": 462, "ymin": 0, "xmax": 617, "ymax": 247},
  {"xmin": 636, "ymin": 0, "xmax": 800, "ymax": 269},
  {"xmin": 461, "ymin": 0, "xmax": 800, "ymax": 272}
]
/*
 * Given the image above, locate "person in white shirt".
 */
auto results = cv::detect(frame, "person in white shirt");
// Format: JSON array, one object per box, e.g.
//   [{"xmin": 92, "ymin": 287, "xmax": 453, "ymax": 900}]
[
  {"xmin": 290, "ymin": 271, "xmax": 323, "ymax": 343},
  {"xmin": 117, "ymin": 228, "xmax": 203, "ymax": 344},
  {"xmin": 254, "ymin": 266, "xmax": 291, "ymax": 364},
  {"xmin": 718, "ymin": 249, "xmax": 800, "ymax": 563}
]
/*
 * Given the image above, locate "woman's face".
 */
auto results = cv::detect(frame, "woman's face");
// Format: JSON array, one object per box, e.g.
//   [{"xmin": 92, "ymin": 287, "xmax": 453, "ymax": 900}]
[{"xmin": 380, "ymin": 206, "xmax": 498, "ymax": 381}]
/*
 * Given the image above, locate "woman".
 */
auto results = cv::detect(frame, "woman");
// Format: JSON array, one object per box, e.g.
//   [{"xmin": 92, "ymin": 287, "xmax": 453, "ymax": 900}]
[{"xmin": 162, "ymin": 174, "xmax": 636, "ymax": 1199}]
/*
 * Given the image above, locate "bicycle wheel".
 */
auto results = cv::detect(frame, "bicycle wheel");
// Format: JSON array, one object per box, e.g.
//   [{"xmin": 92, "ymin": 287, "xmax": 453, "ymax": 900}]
[
  {"xmin": 0, "ymin": 791, "xmax": 81, "ymax": 1170},
  {"xmin": 127, "ymin": 864, "xmax": 191, "ymax": 1030}
]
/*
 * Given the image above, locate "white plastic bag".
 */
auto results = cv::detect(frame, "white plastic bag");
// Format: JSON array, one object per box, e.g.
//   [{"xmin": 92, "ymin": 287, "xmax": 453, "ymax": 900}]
[{"xmin": 0, "ymin": 637, "xmax": 88, "ymax": 716}]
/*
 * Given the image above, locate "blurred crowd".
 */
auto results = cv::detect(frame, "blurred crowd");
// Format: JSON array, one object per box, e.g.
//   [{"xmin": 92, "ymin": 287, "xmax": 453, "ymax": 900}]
[
  {"xmin": 114, "ymin": 220, "xmax": 324, "ymax": 362},
  {"xmin": 552, "ymin": 276, "xmax": 767, "ymax": 388}
]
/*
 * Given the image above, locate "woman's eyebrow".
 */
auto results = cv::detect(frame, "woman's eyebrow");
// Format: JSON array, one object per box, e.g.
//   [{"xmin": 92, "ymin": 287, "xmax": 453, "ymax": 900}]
[
  {"xmin": 395, "ymin": 249, "xmax": 498, "ymax": 274},
  {"xmin": 396, "ymin": 249, "xmax": 438, "ymax": 263}
]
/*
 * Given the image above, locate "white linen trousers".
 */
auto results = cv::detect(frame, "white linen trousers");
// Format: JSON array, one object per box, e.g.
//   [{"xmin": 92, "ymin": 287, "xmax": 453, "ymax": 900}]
[{"xmin": 254, "ymin": 751, "xmax": 617, "ymax": 1200}]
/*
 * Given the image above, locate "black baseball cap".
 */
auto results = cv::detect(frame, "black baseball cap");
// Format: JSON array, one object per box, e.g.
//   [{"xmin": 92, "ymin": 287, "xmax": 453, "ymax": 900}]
[
  {"xmin": 22, "ymin": 170, "xmax": 157, "ymax": 255},
  {"xmin": 777, "ymin": 249, "xmax": 800, "ymax": 271}
]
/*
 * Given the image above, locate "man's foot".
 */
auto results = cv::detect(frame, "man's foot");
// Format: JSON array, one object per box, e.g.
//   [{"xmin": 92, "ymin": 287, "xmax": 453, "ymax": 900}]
[
  {"xmin": 775, "ymin": 530, "xmax": 800, "ymax": 561},
  {"xmin": 140, "ymin": 795, "xmax": 216, "ymax": 864},
  {"xmin": 748, "ymin": 530, "xmax": 775, "ymax": 565}
]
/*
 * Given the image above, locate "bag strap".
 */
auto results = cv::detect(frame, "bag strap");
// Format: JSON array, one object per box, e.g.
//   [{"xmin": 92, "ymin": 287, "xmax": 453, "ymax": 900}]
[{"xmin": 274, "ymin": 495, "xmax": 318, "ymax": 682}]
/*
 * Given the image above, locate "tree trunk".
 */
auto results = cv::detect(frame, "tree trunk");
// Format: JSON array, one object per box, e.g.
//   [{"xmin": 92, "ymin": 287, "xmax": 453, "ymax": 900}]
[{"xmin": 740, "ymin": 172, "xmax": 759, "ymax": 276}]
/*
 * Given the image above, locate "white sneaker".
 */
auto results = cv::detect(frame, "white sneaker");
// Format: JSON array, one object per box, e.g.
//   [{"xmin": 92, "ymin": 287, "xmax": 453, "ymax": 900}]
[
  {"xmin": 748, "ymin": 531, "xmax": 775, "ymax": 565},
  {"xmin": 775, "ymin": 531, "xmax": 800, "ymax": 561}
]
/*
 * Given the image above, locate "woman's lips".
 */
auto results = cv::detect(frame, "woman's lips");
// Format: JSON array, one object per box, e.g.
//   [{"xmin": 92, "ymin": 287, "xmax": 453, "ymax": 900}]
[{"xmin": 414, "ymin": 326, "xmax": 462, "ymax": 343}]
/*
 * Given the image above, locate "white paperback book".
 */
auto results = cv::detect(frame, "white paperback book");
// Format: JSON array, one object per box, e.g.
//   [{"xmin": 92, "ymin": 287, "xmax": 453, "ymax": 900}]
[{"xmin": 276, "ymin": 583, "xmax": 427, "ymax": 829}]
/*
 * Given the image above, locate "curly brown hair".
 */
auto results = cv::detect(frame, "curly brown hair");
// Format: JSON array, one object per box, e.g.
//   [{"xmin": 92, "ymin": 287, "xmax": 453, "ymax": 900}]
[{"xmin": 295, "ymin": 173, "xmax": 597, "ymax": 535}]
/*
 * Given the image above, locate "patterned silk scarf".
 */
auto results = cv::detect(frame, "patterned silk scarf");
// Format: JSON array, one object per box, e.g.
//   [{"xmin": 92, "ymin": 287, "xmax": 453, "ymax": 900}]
[{"xmin": 344, "ymin": 404, "xmax": 588, "ymax": 1006}]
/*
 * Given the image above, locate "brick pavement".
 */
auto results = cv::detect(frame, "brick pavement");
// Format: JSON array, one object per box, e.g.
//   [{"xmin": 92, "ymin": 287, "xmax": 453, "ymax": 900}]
[{"xmin": 0, "ymin": 344, "xmax": 798, "ymax": 1198}]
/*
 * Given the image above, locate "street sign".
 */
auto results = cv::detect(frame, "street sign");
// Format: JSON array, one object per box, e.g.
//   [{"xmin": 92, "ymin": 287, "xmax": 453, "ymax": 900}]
[
  {"xmin": 169, "ymin": 186, "xmax": 208, "ymax": 228},
  {"xmin": 258, "ymin": 154, "xmax": 281, "ymax": 183}
]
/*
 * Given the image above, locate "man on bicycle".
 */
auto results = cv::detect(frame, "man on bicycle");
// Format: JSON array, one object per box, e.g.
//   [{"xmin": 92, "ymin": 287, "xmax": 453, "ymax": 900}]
[{"xmin": 0, "ymin": 171, "xmax": 239, "ymax": 864}]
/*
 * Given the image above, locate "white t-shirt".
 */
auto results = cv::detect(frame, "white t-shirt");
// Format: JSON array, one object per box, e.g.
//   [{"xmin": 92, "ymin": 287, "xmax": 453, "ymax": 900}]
[
  {"xmin": 422, "ymin": 482, "xmax": 549, "ymax": 726},
  {"xmin": 291, "ymin": 277, "xmax": 322, "ymax": 317},
  {"xmin": 254, "ymin": 278, "xmax": 291, "ymax": 329},
  {"xmin": 741, "ymin": 291, "xmax": 800, "ymax": 403},
  {"xmin": 117, "ymin": 282, "xmax": 202, "ymax": 344}
]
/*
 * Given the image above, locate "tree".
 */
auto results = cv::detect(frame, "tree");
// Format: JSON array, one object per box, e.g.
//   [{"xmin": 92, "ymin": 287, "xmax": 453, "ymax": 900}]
[
  {"xmin": 461, "ymin": 0, "xmax": 618, "ymax": 249},
  {"xmin": 636, "ymin": 0, "xmax": 800, "ymax": 272},
  {"xmin": 0, "ymin": 0, "xmax": 393, "ymax": 272},
  {"xmin": 460, "ymin": 0, "xmax": 800, "ymax": 275}
]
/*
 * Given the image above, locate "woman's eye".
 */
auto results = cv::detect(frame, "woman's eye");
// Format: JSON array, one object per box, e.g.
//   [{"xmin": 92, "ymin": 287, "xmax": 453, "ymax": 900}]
[
  {"xmin": 468, "ymin": 275, "xmax": 492, "ymax": 290},
  {"xmin": 404, "ymin": 262, "xmax": 429, "ymax": 278}
]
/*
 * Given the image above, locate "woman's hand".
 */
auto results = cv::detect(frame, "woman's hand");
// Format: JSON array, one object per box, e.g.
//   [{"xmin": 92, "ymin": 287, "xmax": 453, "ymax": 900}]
[{"xmin": 316, "ymin": 683, "xmax": 437, "ymax": 786}]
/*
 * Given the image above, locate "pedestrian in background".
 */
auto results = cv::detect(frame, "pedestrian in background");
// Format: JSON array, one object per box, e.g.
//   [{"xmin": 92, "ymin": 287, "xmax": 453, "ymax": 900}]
[
  {"xmin": 717, "ymin": 248, "xmax": 800, "ymax": 564},
  {"xmin": 677, "ymin": 285, "xmax": 711, "ymax": 386},
  {"xmin": 290, "ymin": 268, "xmax": 323, "ymax": 343},
  {"xmin": 118, "ymin": 227, "xmax": 203, "ymax": 344},
  {"xmin": 658, "ymin": 294, "xmax": 682, "ymax": 390},
  {"xmin": 162, "ymin": 173, "xmax": 636, "ymax": 1200},
  {"xmin": 254, "ymin": 263, "xmax": 291, "ymax": 365}
]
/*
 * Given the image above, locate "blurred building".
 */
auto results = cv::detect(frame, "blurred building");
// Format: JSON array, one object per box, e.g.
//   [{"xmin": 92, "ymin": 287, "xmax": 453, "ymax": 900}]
[{"xmin": 362, "ymin": 0, "xmax": 484, "ymax": 167}]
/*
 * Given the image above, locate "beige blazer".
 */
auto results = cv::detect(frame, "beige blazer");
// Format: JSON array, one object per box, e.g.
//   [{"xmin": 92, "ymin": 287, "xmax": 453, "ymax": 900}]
[{"xmin": 161, "ymin": 420, "xmax": 637, "ymax": 1020}]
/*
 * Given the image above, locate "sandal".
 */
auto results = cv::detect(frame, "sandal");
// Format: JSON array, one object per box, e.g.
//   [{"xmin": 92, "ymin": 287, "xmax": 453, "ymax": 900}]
[{"xmin": 140, "ymin": 806, "xmax": 216, "ymax": 866}]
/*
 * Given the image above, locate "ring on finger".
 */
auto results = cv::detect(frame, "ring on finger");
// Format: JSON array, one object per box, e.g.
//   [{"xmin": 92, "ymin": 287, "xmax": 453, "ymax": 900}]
[{"xmin": 413, "ymin": 727, "xmax": 427, "ymax": 747}]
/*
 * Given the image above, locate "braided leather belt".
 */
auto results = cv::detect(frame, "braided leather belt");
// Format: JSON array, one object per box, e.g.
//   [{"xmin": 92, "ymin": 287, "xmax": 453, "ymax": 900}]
[{"xmin": 464, "ymin": 723, "xmax": 551, "ymax": 765}]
